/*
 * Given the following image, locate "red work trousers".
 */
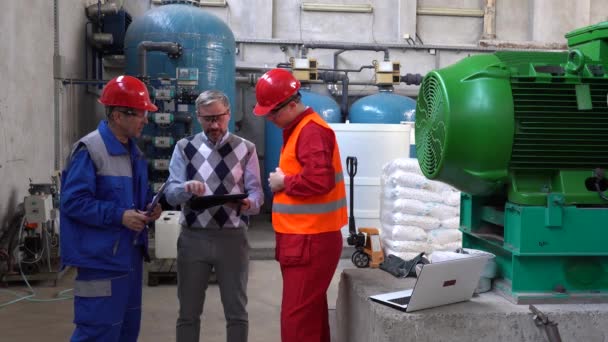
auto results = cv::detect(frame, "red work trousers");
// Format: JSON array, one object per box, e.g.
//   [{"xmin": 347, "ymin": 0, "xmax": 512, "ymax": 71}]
[{"xmin": 275, "ymin": 230, "xmax": 343, "ymax": 342}]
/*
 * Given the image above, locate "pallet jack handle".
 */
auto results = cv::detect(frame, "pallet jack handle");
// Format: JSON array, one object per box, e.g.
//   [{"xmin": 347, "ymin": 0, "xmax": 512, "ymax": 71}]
[
  {"xmin": 346, "ymin": 156, "xmax": 357, "ymax": 236},
  {"xmin": 346, "ymin": 156, "xmax": 365, "ymax": 248}
]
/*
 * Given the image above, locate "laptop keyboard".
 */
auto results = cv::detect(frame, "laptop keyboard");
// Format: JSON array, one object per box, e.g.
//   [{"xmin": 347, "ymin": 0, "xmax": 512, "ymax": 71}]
[{"xmin": 388, "ymin": 296, "xmax": 411, "ymax": 305}]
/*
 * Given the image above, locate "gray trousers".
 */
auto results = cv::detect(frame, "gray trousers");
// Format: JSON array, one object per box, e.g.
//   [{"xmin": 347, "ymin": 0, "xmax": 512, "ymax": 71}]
[{"xmin": 176, "ymin": 227, "xmax": 249, "ymax": 342}]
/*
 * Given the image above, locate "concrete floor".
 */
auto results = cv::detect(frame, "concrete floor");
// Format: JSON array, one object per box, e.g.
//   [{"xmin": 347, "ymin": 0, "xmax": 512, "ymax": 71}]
[{"xmin": 0, "ymin": 214, "xmax": 353, "ymax": 342}]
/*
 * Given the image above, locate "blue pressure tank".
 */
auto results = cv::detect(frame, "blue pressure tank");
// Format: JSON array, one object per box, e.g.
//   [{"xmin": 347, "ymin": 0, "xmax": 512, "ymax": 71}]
[
  {"xmin": 263, "ymin": 89, "xmax": 342, "ymax": 204},
  {"xmin": 349, "ymin": 90, "xmax": 416, "ymax": 156},
  {"xmin": 124, "ymin": 3, "xmax": 236, "ymax": 132},
  {"xmin": 349, "ymin": 90, "xmax": 416, "ymax": 124}
]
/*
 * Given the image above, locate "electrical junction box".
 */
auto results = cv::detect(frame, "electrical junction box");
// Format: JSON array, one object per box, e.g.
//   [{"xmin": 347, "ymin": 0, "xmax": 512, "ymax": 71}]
[
  {"xmin": 24, "ymin": 194, "xmax": 53, "ymax": 223},
  {"xmin": 292, "ymin": 58, "xmax": 318, "ymax": 81},
  {"xmin": 155, "ymin": 211, "xmax": 181, "ymax": 259},
  {"xmin": 375, "ymin": 61, "xmax": 401, "ymax": 85}
]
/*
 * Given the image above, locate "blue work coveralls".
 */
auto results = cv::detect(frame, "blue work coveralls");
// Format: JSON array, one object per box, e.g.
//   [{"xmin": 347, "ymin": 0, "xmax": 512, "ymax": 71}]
[{"xmin": 60, "ymin": 120, "xmax": 152, "ymax": 341}]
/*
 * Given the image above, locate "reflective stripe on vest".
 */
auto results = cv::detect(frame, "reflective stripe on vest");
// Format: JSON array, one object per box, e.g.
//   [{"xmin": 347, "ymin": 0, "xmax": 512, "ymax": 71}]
[{"xmin": 272, "ymin": 112, "xmax": 347, "ymax": 234}]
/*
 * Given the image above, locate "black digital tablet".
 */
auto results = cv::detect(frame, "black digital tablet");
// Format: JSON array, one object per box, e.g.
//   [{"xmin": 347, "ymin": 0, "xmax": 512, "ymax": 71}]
[
  {"xmin": 146, "ymin": 182, "xmax": 168, "ymax": 216},
  {"xmin": 189, "ymin": 193, "xmax": 248, "ymax": 210}
]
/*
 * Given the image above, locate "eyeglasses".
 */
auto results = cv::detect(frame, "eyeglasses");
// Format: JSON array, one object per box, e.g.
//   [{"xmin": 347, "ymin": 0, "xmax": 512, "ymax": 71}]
[
  {"xmin": 197, "ymin": 110, "xmax": 229, "ymax": 123},
  {"xmin": 268, "ymin": 93, "xmax": 300, "ymax": 118},
  {"xmin": 116, "ymin": 109, "xmax": 148, "ymax": 118}
]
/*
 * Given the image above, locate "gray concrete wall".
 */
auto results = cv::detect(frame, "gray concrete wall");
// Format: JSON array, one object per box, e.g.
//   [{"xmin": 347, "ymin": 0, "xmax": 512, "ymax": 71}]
[
  {"xmin": 2, "ymin": 0, "xmax": 608, "ymax": 226},
  {"xmin": 0, "ymin": 1, "xmax": 55, "ymax": 226}
]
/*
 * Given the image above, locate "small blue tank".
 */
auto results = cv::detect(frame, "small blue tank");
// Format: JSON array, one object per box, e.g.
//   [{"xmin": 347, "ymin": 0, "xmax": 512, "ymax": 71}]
[
  {"xmin": 124, "ymin": 3, "xmax": 236, "ymax": 132},
  {"xmin": 263, "ymin": 89, "xmax": 342, "ymax": 204},
  {"xmin": 349, "ymin": 90, "xmax": 416, "ymax": 124}
]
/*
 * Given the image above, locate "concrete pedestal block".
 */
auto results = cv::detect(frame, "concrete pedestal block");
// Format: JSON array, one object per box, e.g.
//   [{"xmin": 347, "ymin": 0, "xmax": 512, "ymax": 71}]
[{"xmin": 336, "ymin": 268, "xmax": 608, "ymax": 342}]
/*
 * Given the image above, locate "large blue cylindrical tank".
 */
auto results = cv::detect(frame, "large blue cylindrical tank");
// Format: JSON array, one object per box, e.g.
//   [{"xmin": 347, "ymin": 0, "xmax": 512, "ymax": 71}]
[
  {"xmin": 349, "ymin": 91, "xmax": 416, "ymax": 124},
  {"xmin": 349, "ymin": 90, "xmax": 417, "ymax": 156},
  {"xmin": 124, "ymin": 3, "xmax": 236, "ymax": 132},
  {"xmin": 263, "ymin": 89, "xmax": 342, "ymax": 204}
]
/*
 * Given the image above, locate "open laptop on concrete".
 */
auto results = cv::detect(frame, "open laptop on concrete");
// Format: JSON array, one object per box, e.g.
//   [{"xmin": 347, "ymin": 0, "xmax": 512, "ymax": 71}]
[{"xmin": 369, "ymin": 256, "xmax": 489, "ymax": 312}]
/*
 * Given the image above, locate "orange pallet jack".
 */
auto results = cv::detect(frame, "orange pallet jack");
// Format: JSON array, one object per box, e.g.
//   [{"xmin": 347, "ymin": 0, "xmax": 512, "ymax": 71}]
[{"xmin": 345, "ymin": 156, "xmax": 384, "ymax": 268}]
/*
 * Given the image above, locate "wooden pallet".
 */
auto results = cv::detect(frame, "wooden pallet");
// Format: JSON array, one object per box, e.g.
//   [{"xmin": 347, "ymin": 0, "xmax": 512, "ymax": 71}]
[{"xmin": 147, "ymin": 258, "xmax": 177, "ymax": 286}]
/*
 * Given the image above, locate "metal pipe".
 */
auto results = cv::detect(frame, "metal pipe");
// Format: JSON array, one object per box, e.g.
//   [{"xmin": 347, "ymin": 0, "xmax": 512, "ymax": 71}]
[
  {"xmin": 85, "ymin": 2, "xmax": 119, "ymax": 20},
  {"xmin": 175, "ymin": 113, "xmax": 193, "ymax": 134},
  {"xmin": 482, "ymin": 0, "xmax": 496, "ymax": 40},
  {"xmin": 478, "ymin": 39, "xmax": 567, "ymax": 50},
  {"xmin": 236, "ymin": 74, "xmax": 259, "ymax": 86},
  {"xmin": 302, "ymin": 43, "xmax": 390, "ymax": 61},
  {"xmin": 340, "ymin": 76, "xmax": 349, "ymax": 122},
  {"xmin": 301, "ymin": 3, "xmax": 373, "ymax": 13},
  {"xmin": 84, "ymin": 22, "xmax": 92, "ymax": 80},
  {"xmin": 333, "ymin": 50, "xmax": 345, "ymax": 69},
  {"xmin": 401, "ymin": 73, "xmax": 423, "ymax": 86},
  {"xmin": 53, "ymin": 0, "xmax": 60, "ymax": 171},
  {"xmin": 317, "ymin": 72, "xmax": 350, "ymax": 120},
  {"xmin": 137, "ymin": 41, "xmax": 182, "ymax": 78},
  {"xmin": 90, "ymin": 33, "xmax": 114, "ymax": 49},
  {"xmin": 263, "ymin": 64, "xmax": 374, "ymax": 75},
  {"xmin": 417, "ymin": 7, "xmax": 484, "ymax": 17},
  {"xmin": 97, "ymin": 52, "xmax": 103, "ymax": 86},
  {"xmin": 317, "ymin": 65, "xmax": 374, "ymax": 73},
  {"xmin": 91, "ymin": 48, "xmax": 96, "ymax": 82},
  {"xmin": 236, "ymin": 65, "xmax": 274, "ymax": 72},
  {"xmin": 174, "ymin": 113, "xmax": 193, "ymax": 124},
  {"xmin": 61, "ymin": 79, "xmax": 110, "ymax": 85},
  {"xmin": 235, "ymin": 38, "xmax": 501, "ymax": 52}
]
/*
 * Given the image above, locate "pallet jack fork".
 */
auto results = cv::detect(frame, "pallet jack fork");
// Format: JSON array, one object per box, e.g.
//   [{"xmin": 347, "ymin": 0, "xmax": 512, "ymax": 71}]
[{"xmin": 345, "ymin": 156, "xmax": 384, "ymax": 268}]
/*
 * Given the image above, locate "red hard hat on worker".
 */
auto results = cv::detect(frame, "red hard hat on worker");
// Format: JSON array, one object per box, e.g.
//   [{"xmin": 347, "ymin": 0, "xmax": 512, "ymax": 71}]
[
  {"xmin": 98, "ymin": 75, "xmax": 158, "ymax": 112},
  {"xmin": 253, "ymin": 68, "xmax": 301, "ymax": 116}
]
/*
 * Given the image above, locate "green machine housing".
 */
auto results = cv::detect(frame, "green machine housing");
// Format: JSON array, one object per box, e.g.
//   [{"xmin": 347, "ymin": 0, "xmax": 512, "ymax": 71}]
[{"xmin": 415, "ymin": 22, "xmax": 608, "ymax": 303}]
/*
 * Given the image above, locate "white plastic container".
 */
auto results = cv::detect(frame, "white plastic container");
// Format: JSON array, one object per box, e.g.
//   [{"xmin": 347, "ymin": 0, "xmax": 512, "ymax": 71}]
[
  {"xmin": 154, "ymin": 211, "xmax": 181, "ymax": 259},
  {"xmin": 329, "ymin": 123, "xmax": 411, "ymax": 237}
]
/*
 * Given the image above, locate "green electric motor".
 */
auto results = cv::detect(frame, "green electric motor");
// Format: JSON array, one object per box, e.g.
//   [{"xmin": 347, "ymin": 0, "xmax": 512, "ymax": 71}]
[
  {"xmin": 416, "ymin": 21, "xmax": 608, "ymax": 206},
  {"xmin": 416, "ymin": 22, "xmax": 608, "ymax": 303}
]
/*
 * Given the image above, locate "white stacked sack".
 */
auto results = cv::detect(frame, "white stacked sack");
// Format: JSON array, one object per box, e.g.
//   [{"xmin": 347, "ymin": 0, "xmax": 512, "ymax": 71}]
[{"xmin": 380, "ymin": 158, "xmax": 462, "ymax": 260}]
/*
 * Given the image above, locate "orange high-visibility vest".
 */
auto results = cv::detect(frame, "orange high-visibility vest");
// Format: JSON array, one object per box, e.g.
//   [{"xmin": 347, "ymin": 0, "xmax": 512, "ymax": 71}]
[{"xmin": 272, "ymin": 112, "xmax": 347, "ymax": 234}]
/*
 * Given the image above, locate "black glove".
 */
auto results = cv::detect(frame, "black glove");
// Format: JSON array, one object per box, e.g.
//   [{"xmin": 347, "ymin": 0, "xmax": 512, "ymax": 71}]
[{"xmin": 380, "ymin": 252, "xmax": 429, "ymax": 278}]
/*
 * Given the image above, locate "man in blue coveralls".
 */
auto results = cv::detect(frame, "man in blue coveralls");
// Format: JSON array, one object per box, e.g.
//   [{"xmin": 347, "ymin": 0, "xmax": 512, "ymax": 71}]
[{"xmin": 60, "ymin": 75, "xmax": 162, "ymax": 341}]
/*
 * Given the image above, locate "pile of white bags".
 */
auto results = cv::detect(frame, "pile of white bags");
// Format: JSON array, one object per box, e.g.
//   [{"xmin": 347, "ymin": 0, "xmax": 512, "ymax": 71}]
[{"xmin": 380, "ymin": 158, "xmax": 462, "ymax": 260}]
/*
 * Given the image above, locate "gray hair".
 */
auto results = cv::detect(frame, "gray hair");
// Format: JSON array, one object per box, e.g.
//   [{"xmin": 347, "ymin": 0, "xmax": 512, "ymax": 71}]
[{"xmin": 195, "ymin": 90, "xmax": 230, "ymax": 112}]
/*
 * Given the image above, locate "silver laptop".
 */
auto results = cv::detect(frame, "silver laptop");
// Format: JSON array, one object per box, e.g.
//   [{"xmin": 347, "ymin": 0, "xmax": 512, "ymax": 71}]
[{"xmin": 369, "ymin": 256, "xmax": 489, "ymax": 312}]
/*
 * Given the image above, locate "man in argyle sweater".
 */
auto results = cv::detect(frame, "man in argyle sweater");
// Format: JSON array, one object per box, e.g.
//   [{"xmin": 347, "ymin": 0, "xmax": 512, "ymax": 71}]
[{"xmin": 165, "ymin": 90, "xmax": 263, "ymax": 342}]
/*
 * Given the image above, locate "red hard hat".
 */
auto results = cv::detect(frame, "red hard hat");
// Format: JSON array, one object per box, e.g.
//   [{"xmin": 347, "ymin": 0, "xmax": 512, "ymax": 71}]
[
  {"xmin": 98, "ymin": 75, "xmax": 158, "ymax": 112},
  {"xmin": 253, "ymin": 68, "xmax": 301, "ymax": 116}
]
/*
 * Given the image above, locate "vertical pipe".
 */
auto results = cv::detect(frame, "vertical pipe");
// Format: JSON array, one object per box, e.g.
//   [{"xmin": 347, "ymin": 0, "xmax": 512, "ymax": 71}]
[
  {"xmin": 333, "ymin": 50, "xmax": 345, "ymax": 69},
  {"xmin": 85, "ymin": 22, "xmax": 90, "ymax": 80},
  {"xmin": 482, "ymin": 0, "xmax": 496, "ymax": 39},
  {"xmin": 91, "ymin": 50, "xmax": 97, "ymax": 81},
  {"xmin": 98, "ymin": 54, "xmax": 103, "ymax": 86},
  {"xmin": 53, "ymin": 0, "xmax": 61, "ymax": 171},
  {"xmin": 341, "ymin": 76, "xmax": 349, "ymax": 122}
]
